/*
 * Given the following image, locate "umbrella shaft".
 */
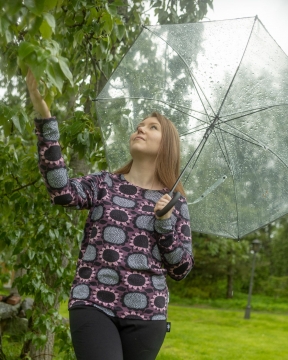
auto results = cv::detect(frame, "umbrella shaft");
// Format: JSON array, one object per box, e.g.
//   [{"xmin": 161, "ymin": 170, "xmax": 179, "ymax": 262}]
[{"xmin": 171, "ymin": 122, "xmax": 216, "ymax": 193}]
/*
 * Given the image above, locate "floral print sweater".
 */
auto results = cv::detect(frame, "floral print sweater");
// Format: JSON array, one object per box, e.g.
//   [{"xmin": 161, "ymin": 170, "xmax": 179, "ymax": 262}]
[{"xmin": 35, "ymin": 117, "xmax": 194, "ymax": 320}]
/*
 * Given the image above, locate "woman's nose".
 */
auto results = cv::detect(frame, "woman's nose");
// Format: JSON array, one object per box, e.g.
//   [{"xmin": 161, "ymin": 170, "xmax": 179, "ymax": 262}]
[{"xmin": 137, "ymin": 126, "xmax": 145, "ymax": 134}]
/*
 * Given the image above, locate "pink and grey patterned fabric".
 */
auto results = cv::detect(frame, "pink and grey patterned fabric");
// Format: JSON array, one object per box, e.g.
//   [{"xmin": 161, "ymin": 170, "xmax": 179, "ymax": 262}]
[{"xmin": 35, "ymin": 118, "xmax": 194, "ymax": 320}]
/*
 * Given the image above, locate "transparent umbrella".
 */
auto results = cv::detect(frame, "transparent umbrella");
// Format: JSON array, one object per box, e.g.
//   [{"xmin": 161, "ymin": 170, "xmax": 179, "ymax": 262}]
[{"xmin": 95, "ymin": 16, "xmax": 288, "ymax": 239}]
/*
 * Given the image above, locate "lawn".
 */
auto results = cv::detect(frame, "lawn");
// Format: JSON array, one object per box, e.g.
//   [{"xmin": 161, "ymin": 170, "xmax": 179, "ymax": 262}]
[
  {"xmin": 3, "ymin": 302, "xmax": 288, "ymax": 359},
  {"xmin": 157, "ymin": 305, "xmax": 288, "ymax": 360}
]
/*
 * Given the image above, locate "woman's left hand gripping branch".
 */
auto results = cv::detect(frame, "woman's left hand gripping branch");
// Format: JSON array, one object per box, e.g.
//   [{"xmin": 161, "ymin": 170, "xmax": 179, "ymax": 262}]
[{"xmin": 154, "ymin": 194, "xmax": 174, "ymax": 220}]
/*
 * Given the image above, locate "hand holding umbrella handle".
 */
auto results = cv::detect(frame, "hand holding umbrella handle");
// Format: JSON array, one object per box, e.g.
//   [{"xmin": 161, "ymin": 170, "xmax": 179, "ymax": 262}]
[
  {"xmin": 155, "ymin": 191, "xmax": 181, "ymax": 218},
  {"xmin": 26, "ymin": 69, "xmax": 51, "ymax": 119}
]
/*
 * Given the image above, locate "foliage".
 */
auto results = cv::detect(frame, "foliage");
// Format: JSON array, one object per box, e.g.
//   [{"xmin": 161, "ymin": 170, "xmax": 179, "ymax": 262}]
[
  {"xmin": 270, "ymin": 217, "xmax": 288, "ymax": 276},
  {"xmin": 0, "ymin": 0, "xmax": 214, "ymax": 358},
  {"xmin": 168, "ymin": 232, "xmax": 251, "ymax": 299},
  {"xmin": 260, "ymin": 276, "xmax": 288, "ymax": 298}
]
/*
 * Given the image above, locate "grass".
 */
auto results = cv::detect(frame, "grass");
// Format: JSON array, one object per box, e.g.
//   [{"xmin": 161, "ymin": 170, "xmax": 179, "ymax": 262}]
[
  {"xmin": 2, "ymin": 296, "xmax": 288, "ymax": 359},
  {"xmin": 157, "ymin": 305, "xmax": 288, "ymax": 360},
  {"xmin": 169, "ymin": 292, "xmax": 288, "ymax": 313}
]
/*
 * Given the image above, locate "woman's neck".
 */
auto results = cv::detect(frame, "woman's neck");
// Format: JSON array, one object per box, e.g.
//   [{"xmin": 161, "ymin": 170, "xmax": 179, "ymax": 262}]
[{"xmin": 124, "ymin": 160, "xmax": 164, "ymax": 190}]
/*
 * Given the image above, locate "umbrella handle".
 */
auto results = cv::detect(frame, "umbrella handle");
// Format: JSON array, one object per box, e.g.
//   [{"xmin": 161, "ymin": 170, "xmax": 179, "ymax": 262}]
[{"xmin": 155, "ymin": 191, "xmax": 181, "ymax": 218}]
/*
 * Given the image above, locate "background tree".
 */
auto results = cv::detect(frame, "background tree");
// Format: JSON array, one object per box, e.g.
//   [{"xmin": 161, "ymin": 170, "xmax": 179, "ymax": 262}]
[{"xmin": 0, "ymin": 0, "xmax": 214, "ymax": 358}]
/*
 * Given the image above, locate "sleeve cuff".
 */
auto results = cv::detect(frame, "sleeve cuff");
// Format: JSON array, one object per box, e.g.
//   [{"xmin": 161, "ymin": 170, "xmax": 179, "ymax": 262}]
[
  {"xmin": 155, "ymin": 218, "xmax": 173, "ymax": 234},
  {"xmin": 35, "ymin": 118, "xmax": 59, "ymax": 141}
]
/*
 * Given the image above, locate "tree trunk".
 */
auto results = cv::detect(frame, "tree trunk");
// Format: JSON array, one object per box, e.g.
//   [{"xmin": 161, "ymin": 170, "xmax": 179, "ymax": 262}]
[
  {"xmin": 21, "ymin": 260, "xmax": 66, "ymax": 359},
  {"xmin": 0, "ymin": 323, "xmax": 7, "ymax": 360},
  {"xmin": 30, "ymin": 331, "xmax": 55, "ymax": 360},
  {"xmin": 22, "ymin": 284, "xmax": 60, "ymax": 359},
  {"xmin": 25, "ymin": 154, "xmax": 88, "ymax": 359},
  {"xmin": 10, "ymin": 263, "xmax": 26, "ymax": 296}
]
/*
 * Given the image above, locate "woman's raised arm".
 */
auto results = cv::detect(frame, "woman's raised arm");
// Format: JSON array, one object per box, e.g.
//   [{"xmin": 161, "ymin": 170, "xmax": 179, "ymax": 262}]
[{"xmin": 26, "ymin": 69, "xmax": 51, "ymax": 119}]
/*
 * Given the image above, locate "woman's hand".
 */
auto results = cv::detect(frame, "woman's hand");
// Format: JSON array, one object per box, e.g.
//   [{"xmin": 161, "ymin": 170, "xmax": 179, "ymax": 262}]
[
  {"xmin": 154, "ymin": 194, "xmax": 174, "ymax": 220},
  {"xmin": 26, "ymin": 69, "xmax": 51, "ymax": 118}
]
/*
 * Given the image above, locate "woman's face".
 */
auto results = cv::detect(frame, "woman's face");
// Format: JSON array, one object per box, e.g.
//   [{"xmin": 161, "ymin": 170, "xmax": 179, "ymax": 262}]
[{"xmin": 129, "ymin": 117, "xmax": 162, "ymax": 159}]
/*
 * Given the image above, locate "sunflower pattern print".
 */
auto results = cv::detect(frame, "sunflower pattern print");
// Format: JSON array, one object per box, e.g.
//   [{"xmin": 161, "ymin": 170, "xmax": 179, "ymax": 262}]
[{"xmin": 35, "ymin": 118, "xmax": 194, "ymax": 320}]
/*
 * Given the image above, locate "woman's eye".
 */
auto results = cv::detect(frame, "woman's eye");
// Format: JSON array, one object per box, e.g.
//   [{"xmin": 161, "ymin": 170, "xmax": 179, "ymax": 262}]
[{"xmin": 151, "ymin": 125, "xmax": 157, "ymax": 129}]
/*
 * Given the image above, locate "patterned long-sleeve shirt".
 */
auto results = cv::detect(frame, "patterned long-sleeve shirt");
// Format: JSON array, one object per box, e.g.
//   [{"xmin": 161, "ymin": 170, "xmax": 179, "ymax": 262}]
[{"xmin": 35, "ymin": 117, "xmax": 194, "ymax": 320}]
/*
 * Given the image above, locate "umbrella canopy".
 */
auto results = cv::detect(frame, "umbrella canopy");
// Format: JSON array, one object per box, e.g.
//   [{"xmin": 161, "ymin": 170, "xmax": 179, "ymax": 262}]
[{"xmin": 95, "ymin": 16, "xmax": 288, "ymax": 239}]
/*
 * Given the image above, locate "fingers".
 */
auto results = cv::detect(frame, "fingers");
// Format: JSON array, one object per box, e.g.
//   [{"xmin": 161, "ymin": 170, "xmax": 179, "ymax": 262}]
[
  {"xmin": 26, "ymin": 69, "xmax": 38, "ymax": 93},
  {"xmin": 26, "ymin": 68, "xmax": 51, "ymax": 118},
  {"xmin": 155, "ymin": 194, "xmax": 171, "ymax": 209},
  {"xmin": 154, "ymin": 194, "xmax": 174, "ymax": 219}
]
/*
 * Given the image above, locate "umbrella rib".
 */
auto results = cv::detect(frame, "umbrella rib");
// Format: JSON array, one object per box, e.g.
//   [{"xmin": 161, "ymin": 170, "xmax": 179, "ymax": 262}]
[
  {"xmin": 179, "ymin": 128, "xmax": 236, "ymax": 203},
  {"xmin": 217, "ymin": 119, "xmax": 288, "ymax": 170},
  {"xmin": 219, "ymin": 103, "xmax": 288, "ymax": 124},
  {"xmin": 182, "ymin": 103, "xmax": 288, "ymax": 142},
  {"xmin": 239, "ymin": 210, "xmax": 288, "ymax": 239},
  {"xmin": 180, "ymin": 124, "xmax": 212, "ymax": 137},
  {"xmin": 143, "ymin": 26, "xmax": 217, "ymax": 121},
  {"xmin": 96, "ymin": 96, "xmax": 210, "ymax": 117},
  {"xmin": 180, "ymin": 103, "xmax": 288, "ymax": 137},
  {"xmin": 180, "ymin": 123, "xmax": 259, "ymax": 145},
  {"xmin": 216, "ymin": 16, "xmax": 258, "ymax": 119},
  {"xmin": 96, "ymin": 96, "xmax": 210, "ymax": 124},
  {"xmin": 212, "ymin": 128, "xmax": 241, "ymax": 238},
  {"xmin": 214, "ymin": 126, "xmax": 263, "ymax": 147}
]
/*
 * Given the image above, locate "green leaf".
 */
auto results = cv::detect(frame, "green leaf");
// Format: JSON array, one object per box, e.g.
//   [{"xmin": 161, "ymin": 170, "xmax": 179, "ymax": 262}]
[
  {"xmin": 46, "ymin": 61, "xmax": 64, "ymax": 92},
  {"xmin": 4, "ymin": 29, "xmax": 13, "ymax": 43},
  {"xmin": 11, "ymin": 115, "xmax": 22, "ymax": 133},
  {"xmin": 87, "ymin": 8, "xmax": 100, "ymax": 25},
  {"xmin": 101, "ymin": 12, "xmax": 113, "ymax": 34},
  {"xmin": 44, "ymin": 88, "xmax": 55, "ymax": 108},
  {"xmin": 4, "ymin": 1, "xmax": 23, "ymax": 15},
  {"xmin": 43, "ymin": 13, "xmax": 55, "ymax": 32},
  {"xmin": 28, "ymin": 249, "xmax": 35, "ymax": 260},
  {"xmin": 23, "ymin": 50, "xmax": 46, "ymax": 80},
  {"xmin": 105, "ymin": 3, "xmax": 117, "ymax": 16},
  {"xmin": 40, "ymin": 18, "xmax": 53, "ymax": 39},
  {"xmin": 44, "ymin": 0, "xmax": 58, "ymax": 11},
  {"xmin": 10, "ymin": 192, "xmax": 20, "ymax": 202},
  {"xmin": 100, "ymin": 37, "xmax": 109, "ymax": 54},
  {"xmin": 25, "ymin": 309, "xmax": 33, "ymax": 319},
  {"xmin": 36, "ymin": 48, "xmax": 51, "ymax": 63},
  {"xmin": 58, "ymin": 56, "xmax": 73, "ymax": 86},
  {"xmin": 18, "ymin": 41, "xmax": 35, "ymax": 60},
  {"xmin": 114, "ymin": 24, "xmax": 125, "ymax": 41},
  {"xmin": 43, "ymin": 39, "xmax": 60, "ymax": 56},
  {"xmin": 94, "ymin": 44, "xmax": 105, "ymax": 60},
  {"xmin": 0, "ymin": 15, "xmax": 9, "ymax": 32},
  {"xmin": 24, "ymin": 0, "xmax": 45, "ymax": 16},
  {"xmin": 47, "ymin": 293, "xmax": 54, "ymax": 306},
  {"xmin": 49, "ymin": 229, "xmax": 55, "ymax": 240},
  {"xmin": 5, "ymin": 182, "xmax": 14, "ymax": 194},
  {"xmin": 73, "ymin": 29, "xmax": 84, "ymax": 48},
  {"xmin": 29, "ymin": 15, "xmax": 44, "ymax": 36}
]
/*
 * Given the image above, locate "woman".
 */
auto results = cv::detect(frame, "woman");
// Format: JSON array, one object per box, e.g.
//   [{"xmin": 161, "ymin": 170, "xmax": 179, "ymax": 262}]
[{"xmin": 26, "ymin": 69, "xmax": 194, "ymax": 360}]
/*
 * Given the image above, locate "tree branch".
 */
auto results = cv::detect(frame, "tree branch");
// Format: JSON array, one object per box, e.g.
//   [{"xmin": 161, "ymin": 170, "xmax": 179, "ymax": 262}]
[{"xmin": 3, "ymin": 179, "xmax": 40, "ymax": 197}]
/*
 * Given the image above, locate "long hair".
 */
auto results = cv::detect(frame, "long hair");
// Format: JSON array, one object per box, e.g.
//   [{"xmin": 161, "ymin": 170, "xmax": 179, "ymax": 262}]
[{"xmin": 114, "ymin": 112, "xmax": 185, "ymax": 196}]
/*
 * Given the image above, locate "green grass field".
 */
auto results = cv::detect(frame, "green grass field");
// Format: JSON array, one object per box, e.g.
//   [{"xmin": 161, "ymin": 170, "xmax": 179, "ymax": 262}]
[
  {"xmin": 3, "ymin": 302, "xmax": 288, "ymax": 359},
  {"xmin": 157, "ymin": 305, "xmax": 288, "ymax": 360}
]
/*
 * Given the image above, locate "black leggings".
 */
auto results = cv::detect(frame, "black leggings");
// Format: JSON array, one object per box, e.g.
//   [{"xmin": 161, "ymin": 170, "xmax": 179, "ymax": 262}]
[{"xmin": 69, "ymin": 306, "xmax": 167, "ymax": 360}]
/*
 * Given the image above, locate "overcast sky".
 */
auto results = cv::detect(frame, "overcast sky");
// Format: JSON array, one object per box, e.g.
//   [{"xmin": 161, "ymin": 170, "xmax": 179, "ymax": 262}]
[{"xmin": 204, "ymin": 0, "xmax": 288, "ymax": 55}]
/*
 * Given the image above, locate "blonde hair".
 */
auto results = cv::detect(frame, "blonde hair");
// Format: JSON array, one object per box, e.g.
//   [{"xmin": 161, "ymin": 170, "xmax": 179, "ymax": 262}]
[{"xmin": 114, "ymin": 112, "xmax": 185, "ymax": 196}]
